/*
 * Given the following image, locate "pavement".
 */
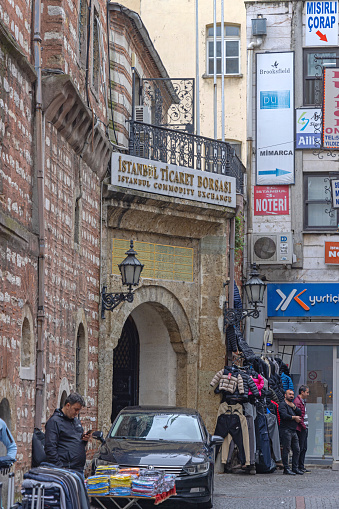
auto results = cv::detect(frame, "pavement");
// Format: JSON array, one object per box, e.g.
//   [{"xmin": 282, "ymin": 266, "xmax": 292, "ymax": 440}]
[{"xmin": 213, "ymin": 467, "xmax": 339, "ymax": 509}]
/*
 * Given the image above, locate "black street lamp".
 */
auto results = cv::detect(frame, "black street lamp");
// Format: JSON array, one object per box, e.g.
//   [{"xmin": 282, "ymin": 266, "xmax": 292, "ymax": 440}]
[
  {"xmin": 224, "ymin": 263, "xmax": 266, "ymax": 327},
  {"xmin": 101, "ymin": 240, "xmax": 144, "ymax": 318}
]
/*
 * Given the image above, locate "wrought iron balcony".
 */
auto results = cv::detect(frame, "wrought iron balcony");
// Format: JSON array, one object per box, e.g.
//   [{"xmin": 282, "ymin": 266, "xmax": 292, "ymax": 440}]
[{"xmin": 129, "ymin": 120, "xmax": 245, "ymax": 194}]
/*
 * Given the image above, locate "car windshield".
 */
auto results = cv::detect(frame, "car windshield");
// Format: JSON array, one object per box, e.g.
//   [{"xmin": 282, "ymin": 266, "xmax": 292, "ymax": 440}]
[{"xmin": 110, "ymin": 413, "xmax": 203, "ymax": 442}]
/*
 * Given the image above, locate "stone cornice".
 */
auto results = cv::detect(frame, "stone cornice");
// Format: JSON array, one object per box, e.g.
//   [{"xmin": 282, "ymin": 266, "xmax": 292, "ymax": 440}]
[{"xmin": 42, "ymin": 74, "xmax": 112, "ymax": 179}]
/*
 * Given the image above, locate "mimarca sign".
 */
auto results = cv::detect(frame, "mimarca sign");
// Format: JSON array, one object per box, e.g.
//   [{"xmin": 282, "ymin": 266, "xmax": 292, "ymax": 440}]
[
  {"xmin": 295, "ymin": 109, "xmax": 322, "ymax": 149},
  {"xmin": 325, "ymin": 241, "xmax": 339, "ymax": 263},
  {"xmin": 267, "ymin": 283, "xmax": 339, "ymax": 317},
  {"xmin": 256, "ymin": 52, "xmax": 295, "ymax": 185},
  {"xmin": 254, "ymin": 186, "xmax": 289, "ymax": 215},
  {"xmin": 323, "ymin": 68, "xmax": 339, "ymax": 149},
  {"xmin": 305, "ymin": 1, "xmax": 338, "ymax": 46},
  {"xmin": 111, "ymin": 153, "xmax": 236, "ymax": 208}
]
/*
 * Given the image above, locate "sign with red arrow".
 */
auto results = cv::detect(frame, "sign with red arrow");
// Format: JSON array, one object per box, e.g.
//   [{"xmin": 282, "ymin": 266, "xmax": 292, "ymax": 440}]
[{"xmin": 305, "ymin": 1, "xmax": 338, "ymax": 46}]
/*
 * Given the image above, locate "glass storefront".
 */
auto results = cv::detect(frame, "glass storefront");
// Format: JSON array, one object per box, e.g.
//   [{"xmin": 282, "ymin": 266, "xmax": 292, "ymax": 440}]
[{"xmin": 289, "ymin": 345, "xmax": 333, "ymax": 459}]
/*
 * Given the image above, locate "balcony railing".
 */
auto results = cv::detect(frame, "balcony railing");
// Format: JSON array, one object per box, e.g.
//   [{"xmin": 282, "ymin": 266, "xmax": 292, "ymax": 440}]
[{"xmin": 129, "ymin": 121, "xmax": 245, "ymax": 194}]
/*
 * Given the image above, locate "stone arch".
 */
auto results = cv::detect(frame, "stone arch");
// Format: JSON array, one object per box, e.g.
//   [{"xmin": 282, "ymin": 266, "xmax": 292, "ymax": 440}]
[
  {"xmin": 20, "ymin": 303, "xmax": 35, "ymax": 380},
  {"xmin": 98, "ymin": 285, "xmax": 198, "ymax": 433},
  {"xmin": 74, "ymin": 309, "xmax": 88, "ymax": 398}
]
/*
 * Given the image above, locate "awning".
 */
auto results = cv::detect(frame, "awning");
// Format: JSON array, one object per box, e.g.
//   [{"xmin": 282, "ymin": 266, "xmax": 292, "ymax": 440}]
[{"xmin": 273, "ymin": 321, "xmax": 339, "ymax": 342}]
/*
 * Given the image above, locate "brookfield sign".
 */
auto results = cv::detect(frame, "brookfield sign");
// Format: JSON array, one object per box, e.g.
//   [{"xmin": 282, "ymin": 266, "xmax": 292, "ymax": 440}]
[{"xmin": 111, "ymin": 153, "xmax": 236, "ymax": 208}]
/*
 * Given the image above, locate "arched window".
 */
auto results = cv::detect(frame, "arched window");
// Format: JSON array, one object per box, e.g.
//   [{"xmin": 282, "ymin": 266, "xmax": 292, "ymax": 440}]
[
  {"xmin": 60, "ymin": 391, "xmax": 68, "ymax": 408},
  {"xmin": 21, "ymin": 317, "xmax": 31, "ymax": 367},
  {"xmin": 75, "ymin": 323, "xmax": 86, "ymax": 394},
  {"xmin": 20, "ymin": 305, "xmax": 35, "ymax": 380}
]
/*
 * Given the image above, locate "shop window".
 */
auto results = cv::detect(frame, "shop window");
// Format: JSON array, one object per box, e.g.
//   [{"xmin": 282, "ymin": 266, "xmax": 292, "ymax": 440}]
[
  {"xmin": 75, "ymin": 323, "xmax": 86, "ymax": 394},
  {"xmin": 304, "ymin": 174, "xmax": 339, "ymax": 230},
  {"xmin": 78, "ymin": 0, "xmax": 88, "ymax": 68},
  {"xmin": 206, "ymin": 24, "xmax": 240, "ymax": 76},
  {"xmin": 303, "ymin": 48, "xmax": 339, "ymax": 106}
]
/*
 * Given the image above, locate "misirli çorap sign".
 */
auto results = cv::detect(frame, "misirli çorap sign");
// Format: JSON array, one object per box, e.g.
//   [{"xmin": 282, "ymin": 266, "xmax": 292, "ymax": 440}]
[
  {"xmin": 111, "ymin": 153, "xmax": 236, "ymax": 208},
  {"xmin": 323, "ymin": 67, "xmax": 339, "ymax": 149}
]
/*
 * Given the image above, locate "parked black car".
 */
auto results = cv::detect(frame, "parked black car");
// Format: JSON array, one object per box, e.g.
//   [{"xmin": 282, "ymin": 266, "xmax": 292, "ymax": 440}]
[{"xmin": 92, "ymin": 406, "xmax": 223, "ymax": 508}]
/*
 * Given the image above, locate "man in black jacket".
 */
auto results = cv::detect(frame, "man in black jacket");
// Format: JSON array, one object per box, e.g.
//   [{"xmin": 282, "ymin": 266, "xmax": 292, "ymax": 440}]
[
  {"xmin": 45, "ymin": 392, "xmax": 90, "ymax": 474},
  {"xmin": 278, "ymin": 389, "xmax": 303, "ymax": 475}
]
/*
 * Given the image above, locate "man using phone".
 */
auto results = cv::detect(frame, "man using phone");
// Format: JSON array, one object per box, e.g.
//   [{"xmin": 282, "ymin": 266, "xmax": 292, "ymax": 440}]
[
  {"xmin": 278, "ymin": 389, "xmax": 303, "ymax": 476},
  {"xmin": 45, "ymin": 392, "xmax": 90, "ymax": 474}
]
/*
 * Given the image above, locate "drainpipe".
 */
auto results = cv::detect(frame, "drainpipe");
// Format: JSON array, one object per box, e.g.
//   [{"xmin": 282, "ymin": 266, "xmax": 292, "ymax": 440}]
[
  {"xmin": 33, "ymin": 0, "xmax": 45, "ymax": 429},
  {"xmin": 244, "ymin": 37, "xmax": 262, "ymax": 346}
]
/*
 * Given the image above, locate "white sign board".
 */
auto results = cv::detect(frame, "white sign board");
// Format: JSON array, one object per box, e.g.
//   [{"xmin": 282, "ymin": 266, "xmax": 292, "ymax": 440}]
[
  {"xmin": 331, "ymin": 179, "xmax": 339, "ymax": 207},
  {"xmin": 305, "ymin": 1, "xmax": 338, "ymax": 46},
  {"xmin": 256, "ymin": 52, "xmax": 295, "ymax": 185},
  {"xmin": 111, "ymin": 153, "xmax": 236, "ymax": 208},
  {"xmin": 296, "ymin": 108, "xmax": 322, "ymax": 149},
  {"xmin": 323, "ymin": 68, "xmax": 339, "ymax": 149}
]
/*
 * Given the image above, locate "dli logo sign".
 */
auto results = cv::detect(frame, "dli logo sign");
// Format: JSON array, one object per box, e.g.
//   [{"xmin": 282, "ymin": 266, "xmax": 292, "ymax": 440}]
[{"xmin": 305, "ymin": 1, "xmax": 338, "ymax": 46}]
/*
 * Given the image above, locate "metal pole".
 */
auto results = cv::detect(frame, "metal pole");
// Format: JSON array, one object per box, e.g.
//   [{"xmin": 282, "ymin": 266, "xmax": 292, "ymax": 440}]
[
  {"xmin": 213, "ymin": 0, "xmax": 217, "ymax": 139},
  {"xmin": 221, "ymin": 0, "xmax": 225, "ymax": 141},
  {"xmin": 195, "ymin": 0, "xmax": 200, "ymax": 135}
]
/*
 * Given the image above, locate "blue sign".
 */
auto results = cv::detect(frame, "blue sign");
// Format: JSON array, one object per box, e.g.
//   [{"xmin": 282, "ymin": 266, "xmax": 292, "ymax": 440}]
[
  {"xmin": 260, "ymin": 91, "xmax": 290, "ymax": 109},
  {"xmin": 267, "ymin": 283, "xmax": 339, "ymax": 317},
  {"xmin": 295, "ymin": 109, "xmax": 322, "ymax": 149}
]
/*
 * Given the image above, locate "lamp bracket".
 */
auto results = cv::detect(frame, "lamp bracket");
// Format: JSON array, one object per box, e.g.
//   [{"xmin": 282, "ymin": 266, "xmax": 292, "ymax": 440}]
[
  {"xmin": 101, "ymin": 285, "xmax": 134, "ymax": 319},
  {"xmin": 223, "ymin": 303, "xmax": 260, "ymax": 329}
]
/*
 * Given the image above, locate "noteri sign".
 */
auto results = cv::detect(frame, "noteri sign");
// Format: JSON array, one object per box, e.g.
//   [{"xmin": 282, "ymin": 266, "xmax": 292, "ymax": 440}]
[
  {"xmin": 111, "ymin": 153, "xmax": 236, "ymax": 208},
  {"xmin": 267, "ymin": 282, "xmax": 339, "ymax": 317}
]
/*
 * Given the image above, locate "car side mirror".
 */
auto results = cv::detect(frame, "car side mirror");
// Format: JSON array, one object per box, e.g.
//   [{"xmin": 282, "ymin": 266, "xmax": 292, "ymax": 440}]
[
  {"xmin": 210, "ymin": 435, "xmax": 224, "ymax": 446},
  {"xmin": 92, "ymin": 431, "xmax": 105, "ymax": 444}
]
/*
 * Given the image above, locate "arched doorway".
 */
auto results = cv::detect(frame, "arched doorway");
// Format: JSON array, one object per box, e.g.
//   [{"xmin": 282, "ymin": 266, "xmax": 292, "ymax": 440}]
[{"xmin": 112, "ymin": 316, "xmax": 140, "ymax": 422}]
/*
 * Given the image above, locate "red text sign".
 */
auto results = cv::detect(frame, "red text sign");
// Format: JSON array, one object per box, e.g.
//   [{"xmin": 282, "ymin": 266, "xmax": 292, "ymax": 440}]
[
  {"xmin": 325, "ymin": 241, "xmax": 339, "ymax": 264},
  {"xmin": 254, "ymin": 186, "xmax": 289, "ymax": 215}
]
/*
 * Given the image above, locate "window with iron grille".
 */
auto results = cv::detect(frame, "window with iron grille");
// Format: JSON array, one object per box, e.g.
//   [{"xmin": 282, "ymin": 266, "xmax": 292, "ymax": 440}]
[
  {"xmin": 303, "ymin": 49, "xmax": 339, "ymax": 106},
  {"xmin": 304, "ymin": 174, "xmax": 339, "ymax": 230},
  {"xmin": 206, "ymin": 25, "xmax": 240, "ymax": 76}
]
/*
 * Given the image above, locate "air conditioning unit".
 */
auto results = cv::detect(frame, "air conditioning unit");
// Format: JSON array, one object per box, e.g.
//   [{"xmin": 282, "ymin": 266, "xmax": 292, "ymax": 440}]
[
  {"xmin": 253, "ymin": 232, "xmax": 293, "ymax": 265},
  {"xmin": 135, "ymin": 105, "xmax": 152, "ymax": 124}
]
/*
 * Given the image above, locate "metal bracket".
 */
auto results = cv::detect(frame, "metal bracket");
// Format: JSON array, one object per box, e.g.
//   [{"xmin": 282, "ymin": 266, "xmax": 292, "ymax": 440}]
[
  {"xmin": 223, "ymin": 303, "xmax": 260, "ymax": 328},
  {"xmin": 101, "ymin": 285, "xmax": 134, "ymax": 319}
]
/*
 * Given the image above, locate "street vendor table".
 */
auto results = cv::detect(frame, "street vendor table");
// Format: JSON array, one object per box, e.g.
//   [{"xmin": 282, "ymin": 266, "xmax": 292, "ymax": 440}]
[{"xmin": 91, "ymin": 487, "xmax": 176, "ymax": 509}]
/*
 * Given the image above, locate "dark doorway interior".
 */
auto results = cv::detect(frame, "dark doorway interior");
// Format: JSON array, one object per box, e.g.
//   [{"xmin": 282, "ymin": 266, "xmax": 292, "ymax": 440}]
[{"xmin": 111, "ymin": 315, "xmax": 140, "ymax": 423}]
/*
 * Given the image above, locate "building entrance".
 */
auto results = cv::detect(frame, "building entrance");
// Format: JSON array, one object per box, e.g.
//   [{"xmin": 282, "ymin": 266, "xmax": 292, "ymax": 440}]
[
  {"xmin": 288, "ymin": 345, "xmax": 334, "ymax": 460},
  {"xmin": 112, "ymin": 316, "xmax": 140, "ymax": 422}
]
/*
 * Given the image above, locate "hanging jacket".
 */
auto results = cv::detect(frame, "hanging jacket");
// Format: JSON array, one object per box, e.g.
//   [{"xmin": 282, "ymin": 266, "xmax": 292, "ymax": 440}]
[
  {"xmin": 45, "ymin": 409, "xmax": 86, "ymax": 472},
  {"xmin": 280, "ymin": 372, "xmax": 294, "ymax": 392},
  {"xmin": 241, "ymin": 372, "xmax": 260, "ymax": 398},
  {"xmin": 269, "ymin": 374, "xmax": 285, "ymax": 402},
  {"xmin": 248, "ymin": 374, "xmax": 265, "ymax": 396},
  {"xmin": 269, "ymin": 400, "xmax": 281, "ymax": 425},
  {"xmin": 210, "ymin": 368, "xmax": 244, "ymax": 394}
]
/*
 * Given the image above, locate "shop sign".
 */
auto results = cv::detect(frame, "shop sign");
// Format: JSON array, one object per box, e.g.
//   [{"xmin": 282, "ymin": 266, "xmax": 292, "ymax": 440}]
[
  {"xmin": 256, "ymin": 52, "xmax": 294, "ymax": 186},
  {"xmin": 331, "ymin": 179, "xmax": 339, "ymax": 208},
  {"xmin": 267, "ymin": 282, "xmax": 339, "ymax": 317},
  {"xmin": 325, "ymin": 241, "xmax": 339, "ymax": 263},
  {"xmin": 305, "ymin": 1, "xmax": 338, "ymax": 47},
  {"xmin": 323, "ymin": 68, "xmax": 339, "ymax": 149},
  {"xmin": 295, "ymin": 109, "xmax": 322, "ymax": 149},
  {"xmin": 111, "ymin": 153, "xmax": 236, "ymax": 208},
  {"xmin": 254, "ymin": 186, "xmax": 289, "ymax": 215}
]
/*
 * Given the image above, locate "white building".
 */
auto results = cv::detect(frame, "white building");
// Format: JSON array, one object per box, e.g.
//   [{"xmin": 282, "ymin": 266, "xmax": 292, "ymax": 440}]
[{"xmin": 245, "ymin": 0, "xmax": 339, "ymax": 466}]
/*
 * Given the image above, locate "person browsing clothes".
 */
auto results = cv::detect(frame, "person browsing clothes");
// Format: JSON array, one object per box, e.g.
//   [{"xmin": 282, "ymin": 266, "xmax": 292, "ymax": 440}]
[
  {"xmin": 294, "ymin": 385, "xmax": 310, "ymax": 473},
  {"xmin": 45, "ymin": 392, "xmax": 91, "ymax": 474},
  {"xmin": 278, "ymin": 389, "xmax": 303, "ymax": 475}
]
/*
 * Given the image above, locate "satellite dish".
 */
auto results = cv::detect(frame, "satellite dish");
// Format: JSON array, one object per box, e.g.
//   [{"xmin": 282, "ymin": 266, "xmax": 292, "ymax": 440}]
[{"xmin": 254, "ymin": 237, "xmax": 276, "ymax": 260}]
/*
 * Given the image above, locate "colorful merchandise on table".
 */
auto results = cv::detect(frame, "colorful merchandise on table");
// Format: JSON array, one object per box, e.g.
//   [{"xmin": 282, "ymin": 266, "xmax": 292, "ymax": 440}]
[
  {"xmin": 86, "ymin": 475, "xmax": 110, "ymax": 496},
  {"xmin": 118, "ymin": 467, "xmax": 140, "ymax": 476},
  {"xmin": 96, "ymin": 464, "xmax": 119, "ymax": 475}
]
